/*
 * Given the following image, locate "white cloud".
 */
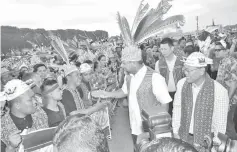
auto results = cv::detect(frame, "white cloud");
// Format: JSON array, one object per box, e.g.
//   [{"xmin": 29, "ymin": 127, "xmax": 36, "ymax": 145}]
[{"xmin": 0, "ymin": 0, "xmax": 236, "ymax": 36}]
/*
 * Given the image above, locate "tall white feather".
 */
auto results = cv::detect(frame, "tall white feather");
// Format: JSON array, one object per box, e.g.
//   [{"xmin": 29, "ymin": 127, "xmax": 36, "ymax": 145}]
[
  {"xmin": 133, "ymin": 0, "xmax": 172, "ymax": 41},
  {"xmin": 122, "ymin": 17, "xmax": 133, "ymax": 45},
  {"xmin": 136, "ymin": 15, "xmax": 185, "ymax": 43},
  {"xmin": 49, "ymin": 33, "xmax": 70, "ymax": 65},
  {"xmin": 116, "ymin": 12, "xmax": 127, "ymax": 44},
  {"xmin": 131, "ymin": 0, "xmax": 150, "ymax": 37}
]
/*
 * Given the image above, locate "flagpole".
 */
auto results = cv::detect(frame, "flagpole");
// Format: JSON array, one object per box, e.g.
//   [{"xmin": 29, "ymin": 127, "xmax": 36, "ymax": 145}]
[{"xmin": 196, "ymin": 16, "xmax": 199, "ymax": 32}]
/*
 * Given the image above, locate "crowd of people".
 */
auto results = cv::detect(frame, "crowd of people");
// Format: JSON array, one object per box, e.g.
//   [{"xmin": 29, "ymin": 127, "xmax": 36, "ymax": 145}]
[
  {"xmin": 1, "ymin": 0, "xmax": 237, "ymax": 151},
  {"xmin": 1, "ymin": 28, "xmax": 237, "ymax": 152}
]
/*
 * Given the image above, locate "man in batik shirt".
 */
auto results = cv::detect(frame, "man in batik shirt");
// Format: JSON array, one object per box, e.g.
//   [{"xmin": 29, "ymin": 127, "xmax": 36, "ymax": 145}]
[{"xmin": 215, "ymin": 43, "xmax": 237, "ymax": 140}]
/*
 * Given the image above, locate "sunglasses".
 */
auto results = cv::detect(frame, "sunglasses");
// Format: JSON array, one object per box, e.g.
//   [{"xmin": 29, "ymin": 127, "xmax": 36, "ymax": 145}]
[{"xmin": 215, "ymin": 49, "xmax": 224, "ymax": 52}]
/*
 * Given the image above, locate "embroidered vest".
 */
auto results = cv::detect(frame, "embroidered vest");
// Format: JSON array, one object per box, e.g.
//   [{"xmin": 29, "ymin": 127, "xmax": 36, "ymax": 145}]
[
  {"xmin": 64, "ymin": 87, "xmax": 85, "ymax": 110},
  {"xmin": 80, "ymin": 81, "xmax": 91, "ymax": 100},
  {"xmin": 158, "ymin": 56, "xmax": 184, "ymax": 86},
  {"xmin": 78, "ymin": 81, "xmax": 93, "ymax": 108},
  {"xmin": 179, "ymin": 75, "xmax": 215, "ymax": 148},
  {"xmin": 1, "ymin": 106, "xmax": 48, "ymax": 145},
  {"xmin": 126, "ymin": 67, "xmax": 162, "ymax": 112}
]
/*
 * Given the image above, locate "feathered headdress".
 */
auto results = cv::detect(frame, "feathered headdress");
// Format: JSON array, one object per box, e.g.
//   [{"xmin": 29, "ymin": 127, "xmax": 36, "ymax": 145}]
[
  {"xmin": 117, "ymin": 0, "xmax": 185, "ymax": 46},
  {"xmin": 77, "ymin": 49, "xmax": 96, "ymax": 63},
  {"xmin": 48, "ymin": 32, "xmax": 70, "ymax": 65}
]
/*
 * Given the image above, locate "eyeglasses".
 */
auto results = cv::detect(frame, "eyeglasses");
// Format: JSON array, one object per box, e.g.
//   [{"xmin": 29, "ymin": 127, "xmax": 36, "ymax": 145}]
[
  {"xmin": 43, "ymin": 77, "xmax": 56, "ymax": 82},
  {"xmin": 183, "ymin": 68, "xmax": 200, "ymax": 74},
  {"xmin": 215, "ymin": 49, "xmax": 224, "ymax": 52}
]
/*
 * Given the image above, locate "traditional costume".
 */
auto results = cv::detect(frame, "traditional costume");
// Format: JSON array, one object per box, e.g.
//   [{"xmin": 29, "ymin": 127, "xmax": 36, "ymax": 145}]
[
  {"xmin": 172, "ymin": 52, "xmax": 229, "ymax": 152},
  {"xmin": 115, "ymin": 0, "xmax": 184, "ymax": 144},
  {"xmin": 1, "ymin": 80, "xmax": 48, "ymax": 151},
  {"xmin": 77, "ymin": 63, "xmax": 93, "ymax": 108},
  {"xmin": 121, "ymin": 46, "xmax": 172, "ymax": 143},
  {"xmin": 61, "ymin": 65, "xmax": 85, "ymax": 116},
  {"xmin": 61, "ymin": 64, "xmax": 109, "ymax": 134},
  {"xmin": 216, "ymin": 54, "xmax": 237, "ymax": 140}
]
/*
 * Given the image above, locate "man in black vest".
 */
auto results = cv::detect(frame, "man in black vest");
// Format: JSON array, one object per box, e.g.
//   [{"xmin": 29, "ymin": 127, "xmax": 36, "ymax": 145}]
[{"xmin": 155, "ymin": 38, "xmax": 184, "ymax": 116}]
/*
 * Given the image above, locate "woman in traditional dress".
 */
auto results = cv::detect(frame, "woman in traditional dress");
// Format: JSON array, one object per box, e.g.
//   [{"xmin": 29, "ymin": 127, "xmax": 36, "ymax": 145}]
[
  {"xmin": 77, "ymin": 63, "xmax": 93, "ymax": 108},
  {"xmin": 41, "ymin": 79, "xmax": 66, "ymax": 127},
  {"xmin": 61, "ymin": 64, "xmax": 109, "ymax": 117},
  {"xmin": 94, "ymin": 55, "xmax": 111, "ymax": 90},
  {"xmin": 61, "ymin": 65, "xmax": 110, "ymax": 136}
]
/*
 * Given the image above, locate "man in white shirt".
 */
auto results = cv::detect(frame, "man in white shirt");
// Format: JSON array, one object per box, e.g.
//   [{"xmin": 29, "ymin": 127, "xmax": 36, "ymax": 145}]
[
  {"xmin": 172, "ymin": 52, "xmax": 229, "ymax": 151},
  {"xmin": 155, "ymin": 38, "xmax": 184, "ymax": 116},
  {"xmin": 92, "ymin": 45, "xmax": 172, "ymax": 146}
]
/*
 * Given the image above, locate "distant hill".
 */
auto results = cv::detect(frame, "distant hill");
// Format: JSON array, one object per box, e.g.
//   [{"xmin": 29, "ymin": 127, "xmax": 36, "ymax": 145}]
[{"xmin": 1, "ymin": 26, "xmax": 109, "ymax": 54}]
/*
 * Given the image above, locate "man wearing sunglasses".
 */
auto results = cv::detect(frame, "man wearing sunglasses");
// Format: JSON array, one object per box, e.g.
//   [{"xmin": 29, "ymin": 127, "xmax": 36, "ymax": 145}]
[
  {"xmin": 172, "ymin": 52, "xmax": 229, "ymax": 151},
  {"xmin": 215, "ymin": 42, "xmax": 237, "ymax": 140}
]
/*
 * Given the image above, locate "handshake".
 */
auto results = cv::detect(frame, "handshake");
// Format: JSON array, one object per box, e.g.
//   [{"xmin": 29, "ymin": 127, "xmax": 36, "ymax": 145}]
[{"xmin": 91, "ymin": 90, "xmax": 111, "ymax": 99}]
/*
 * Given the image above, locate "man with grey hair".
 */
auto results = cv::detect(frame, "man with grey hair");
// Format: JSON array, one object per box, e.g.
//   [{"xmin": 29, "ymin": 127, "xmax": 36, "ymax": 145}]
[
  {"xmin": 172, "ymin": 52, "xmax": 229, "ymax": 151},
  {"xmin": 53, "ymin": 115, "xmax": 109, "ymax": 152}
]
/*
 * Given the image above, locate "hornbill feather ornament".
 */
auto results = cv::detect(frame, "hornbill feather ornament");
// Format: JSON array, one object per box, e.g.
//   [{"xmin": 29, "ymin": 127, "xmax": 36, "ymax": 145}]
[{"xmin": 117, "ymin": 0, "xmax": 185, "ymax": 46}]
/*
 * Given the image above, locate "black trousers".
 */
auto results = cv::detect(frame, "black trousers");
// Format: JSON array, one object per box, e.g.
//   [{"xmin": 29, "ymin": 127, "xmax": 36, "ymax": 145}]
[
  {"xmin": 132, "ymin": 134, "xmax": 137, "ymax": 145},
  {"xmin": 235, "ymin": 105, "xmax": 237, "ymax": 132},
  {"xmin": 132, "ymin": 134, "xmax": 137, "ymax": 152},
  {"xmin": 226, "ymin": 103, "xmax": 237, "ymax": 140},
  {"xmin": 169, "ymin": 92, "xmax": 176, "ymax": 117}
]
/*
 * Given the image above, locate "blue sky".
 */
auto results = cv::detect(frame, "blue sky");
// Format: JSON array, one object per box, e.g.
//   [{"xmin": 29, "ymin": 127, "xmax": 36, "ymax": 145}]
[{"xmin": 0, "ymin": 0, "xmax": 236, "ymax": 36}]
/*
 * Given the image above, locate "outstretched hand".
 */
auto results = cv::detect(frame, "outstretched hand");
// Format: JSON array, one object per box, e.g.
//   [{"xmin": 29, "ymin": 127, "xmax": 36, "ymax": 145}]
[{"xmin": 91, "ymin": 90, "xmax": 110, "ymax": 98}]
